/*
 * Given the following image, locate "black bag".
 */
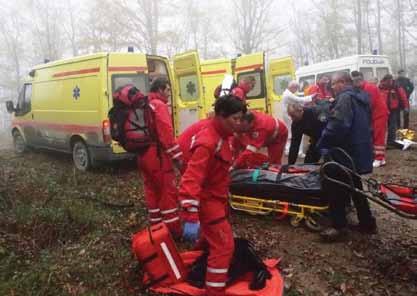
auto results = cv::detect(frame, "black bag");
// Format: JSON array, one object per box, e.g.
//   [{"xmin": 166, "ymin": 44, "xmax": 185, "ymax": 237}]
[
  {"xmin": 108, "ymin": 85, "xmax": 155, "ymax": 154},
  {"xmin": 187, "ymin": 238, "xmax": 272, "ymax": 291}
]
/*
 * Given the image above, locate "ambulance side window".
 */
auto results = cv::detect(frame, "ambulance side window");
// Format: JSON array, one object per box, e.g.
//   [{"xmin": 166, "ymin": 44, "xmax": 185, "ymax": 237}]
[
  {"xmin": 112, "ymin": 74, "xmax": 148, "ymax": 94},
  {"xmin": 299, "ymin": 75, "xmax": 315, "ymax": 93},
  {"xmin": 147, "ymin": 59, "xmax": 169, "ymax": 83},
  {"xmin": 178, "ymin": 74, "xmax": 199, "ymax": 102},
  {"xmin": 376, "ymin": 67, "xmax": 389, "ymax": 81},
  {"xmin": 273, "ymin": 74, "xmax": 292, "ymax": 96},
  {"xmin": 16, "ymin": 84, "xmax": 32, "ymax": 116},
  {"xmin": 359, "ymin": 67, "xmax": 374, "ymax": 81},
  {"xmin": 237, "ymin": 71, "xmax": 265, "ymax": 99}
]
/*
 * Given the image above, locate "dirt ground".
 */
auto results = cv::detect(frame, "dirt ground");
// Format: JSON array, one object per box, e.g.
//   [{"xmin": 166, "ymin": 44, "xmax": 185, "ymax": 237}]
[{"xmin": 0, "ymin": 112, "xmax": 416, "ymax": 296}]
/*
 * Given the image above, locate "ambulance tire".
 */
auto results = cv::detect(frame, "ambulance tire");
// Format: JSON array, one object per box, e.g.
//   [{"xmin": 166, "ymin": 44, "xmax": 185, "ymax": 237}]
[
  {"xmin": 13, "ymin": 130, "xmax": 26, "ymax": 154},
  {"xmin": 72, "ymin": 140, "xmax": 92, "ymax": 171}
]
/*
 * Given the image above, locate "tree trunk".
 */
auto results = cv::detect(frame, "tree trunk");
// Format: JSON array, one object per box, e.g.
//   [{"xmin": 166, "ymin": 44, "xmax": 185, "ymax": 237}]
[
  {"xmin": 356, "ymin": 0, "xmax": 362, "ymax": 54},
  {"xmin": 376, "ymin": 0, "xmax": 383, "ymax": 54}
]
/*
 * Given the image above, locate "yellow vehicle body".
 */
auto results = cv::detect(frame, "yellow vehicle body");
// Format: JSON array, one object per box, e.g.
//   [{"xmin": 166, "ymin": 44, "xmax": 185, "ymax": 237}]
[
  {"xmin": 266, "ymin": 56, "xmax": 296, "ymax": 120},
  {"xmin": 171, "ymin": 51, "xmax": 296, "ymax": 133},
  {"xmin": 9, "ymin": 52, "xmax": 173, "ymax": 170}
]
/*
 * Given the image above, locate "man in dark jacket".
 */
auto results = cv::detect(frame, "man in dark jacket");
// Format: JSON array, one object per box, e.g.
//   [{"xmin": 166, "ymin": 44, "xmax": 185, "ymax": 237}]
[
  {"xmin": 396, "ymin": 69, "xmax": 414, "ymax": 129},
  {"xmin": 287, "ymin": 103, "xmax": 327, "ymax": 165},
  {"xmin": 317, "ymin": 72, "xmax": 376, "ymax": 242}
]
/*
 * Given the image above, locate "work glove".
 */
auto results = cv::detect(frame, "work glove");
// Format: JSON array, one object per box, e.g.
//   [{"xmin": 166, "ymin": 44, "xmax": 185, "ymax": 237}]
[{"xmin": 183, "ymin": 222, "xmax": 200, "ymax": 242}]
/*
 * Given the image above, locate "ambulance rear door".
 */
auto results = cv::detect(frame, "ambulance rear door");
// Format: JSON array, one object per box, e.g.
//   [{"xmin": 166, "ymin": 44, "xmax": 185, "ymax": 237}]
[
  {"xmin": 233, "ymin": 52, "xmax": 267, "ymax": 113},
  {"xmin": 267, "ymin": 56, "xmax": 296, "ymax": 120},
  {"xmin": 200, "ymin": 59, "xmax": 233, "ymax": 117},
  {"xmin": 172, "ymin": 50, "xmax": 204, "ymax": 134}
]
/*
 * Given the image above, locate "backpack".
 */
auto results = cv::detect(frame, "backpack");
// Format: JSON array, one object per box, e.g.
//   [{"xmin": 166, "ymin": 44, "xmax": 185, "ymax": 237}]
[{"xmin": 108, "ymin": 85, "xmax": 155, "ymax": 154}]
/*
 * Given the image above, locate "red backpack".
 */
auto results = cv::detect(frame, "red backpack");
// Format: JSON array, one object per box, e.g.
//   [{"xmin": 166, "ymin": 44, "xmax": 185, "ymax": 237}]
[{"xmin": 108, "ymin": 85, "xmax": 155, "ymax": 154}]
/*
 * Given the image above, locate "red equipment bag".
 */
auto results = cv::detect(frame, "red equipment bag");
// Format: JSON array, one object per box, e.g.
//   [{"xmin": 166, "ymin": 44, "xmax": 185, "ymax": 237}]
[
  {"xmin": 109, "ymin": 84, "xmax": 155, "ymax": 154},
  {"xmin": 132, "ymin": 223, "xmax": 187, "ymax": 288},
  {"xmin": 380, "ymin": 184, "xmax": 417, "ymax": 215}
]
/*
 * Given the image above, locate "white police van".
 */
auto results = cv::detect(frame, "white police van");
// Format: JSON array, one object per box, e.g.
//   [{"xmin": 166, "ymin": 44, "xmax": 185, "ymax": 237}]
[{"xmin": 296, "ymin": 55, "xmax": 392, "ymax": 92}]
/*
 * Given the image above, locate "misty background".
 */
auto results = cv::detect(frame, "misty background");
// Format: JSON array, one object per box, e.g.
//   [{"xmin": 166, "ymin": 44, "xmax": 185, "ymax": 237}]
[{"xmin": 1, "ymin": 0, "xmax": 416, "ymax": 131}]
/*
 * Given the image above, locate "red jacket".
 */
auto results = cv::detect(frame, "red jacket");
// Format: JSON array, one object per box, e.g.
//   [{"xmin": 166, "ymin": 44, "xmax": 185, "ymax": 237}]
[
  {"xmin": 362, "ymin": 81, "xmax": 388, "ymax": 120},
  {"xmin": 148, "ymin": 92, "xmax": 182, "ymax": 161},
  {"xmin": 306, "ymin": 83, "xmax": 332, "ymax": 99},
  {"xmin": 231, "ymin": 81, "xmax": 252, "ymax": 101},
  {"xmin": 178, "ymin": 118, "xmax": 233, "ymax": 221},
  {"xmin": 178, "ymin": 118, "xmax": 211, "ymax": 163},
  {"xmin": 235, "ymin": 111, "xmax": 280, "ymax": 152},
  {"xmin": 378, "ymin": 84, "xmax": 409, "ymax": 111}
]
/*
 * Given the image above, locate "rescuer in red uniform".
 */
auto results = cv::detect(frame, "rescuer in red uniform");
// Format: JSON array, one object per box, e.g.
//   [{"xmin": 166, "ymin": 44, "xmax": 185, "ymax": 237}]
[
  {"xmin": 234, "ymin": 111, "xmax": 288, "ymax": 167},
  {"xmin": 179, "ymin": 95, "xmax": 246, "ymax": 296},
  {"xmin": 352, "ymin": 71, "xmax": 389, "ymax": 168},
  {"xmin": 306, "ymin": 75, "xmax": 333, "ymax": 100},
  {"xmin": 379, "ymin": 74, "xmax": 409, "ymax": 149},
  {"xmin": 136, "ymin": 77, "xmax": 182, "ymax": 237},
  {"xmin": 231, "ymin": 76, "xmax": 256, "ymax": 101}
]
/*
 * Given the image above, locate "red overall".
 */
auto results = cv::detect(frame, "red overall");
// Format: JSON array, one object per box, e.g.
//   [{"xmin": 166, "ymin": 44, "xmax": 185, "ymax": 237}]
[
  {"xmin": 137, "ymin": 92, "xmax": 182, "ymax": 237},
  {"xmin": 362, "ymin": 81, "xmax": 389, "ymax": 161},
  {"xmin": 179, "ymin": 118, "xmax": 235, "ymax": 296},
  {"xmin": 306, "ymin": 83, "xmax": 332, "ymax": 100},
  {"xmin": 235, "ymin": 111, "xmax": 288, "ymax": 166},
  {"xmin": 178, "ymin": 118, "xmax": 211, "ymax": 164}
]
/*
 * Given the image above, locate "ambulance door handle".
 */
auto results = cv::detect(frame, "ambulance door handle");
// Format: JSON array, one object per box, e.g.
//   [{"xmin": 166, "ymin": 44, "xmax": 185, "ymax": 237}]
[
  {"xmin": 189, "ymin": 108, "xmax": 197, "ymax": 112},
  {"xmin": 32, "ymin": 113, "xmax": 34, "ymax": 119}
]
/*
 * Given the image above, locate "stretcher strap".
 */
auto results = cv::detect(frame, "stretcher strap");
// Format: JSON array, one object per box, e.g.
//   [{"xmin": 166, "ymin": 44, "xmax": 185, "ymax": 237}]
[{"xmin": 252, "ymin": 169, "xmax": 260, "ymax": 182}]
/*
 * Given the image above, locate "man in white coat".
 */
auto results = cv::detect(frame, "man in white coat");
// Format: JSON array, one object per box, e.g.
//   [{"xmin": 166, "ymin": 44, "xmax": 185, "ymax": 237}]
[{"xmin": 282, "ymin": 81, "xmax": 316, "ymax": 157}]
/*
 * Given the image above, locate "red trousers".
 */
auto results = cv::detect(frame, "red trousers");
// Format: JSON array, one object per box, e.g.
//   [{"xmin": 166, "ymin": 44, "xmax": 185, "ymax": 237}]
[
  {"xmin": 199, "ymin": 196, "xmax": 234, "ymax": 296},
  {"xmin": 267, "ymin": 120, "xmax": 288, "ymax": 164},
  {"xmin": 137, "ymin": 145, "xmax": 181, "ymax": 237},
  {"xmin": 373, "ymin": 116, "xmax": 388, "ymax": 161}
]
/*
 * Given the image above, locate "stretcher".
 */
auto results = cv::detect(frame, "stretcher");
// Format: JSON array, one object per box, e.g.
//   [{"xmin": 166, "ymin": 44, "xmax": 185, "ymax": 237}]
[
  {"xmin": 229, "ymin": 149, "xmax": 417, "ymax": 231},
  {"xmin": 229, "ymin": 164, "xmax": 329, "ymax": 231}
]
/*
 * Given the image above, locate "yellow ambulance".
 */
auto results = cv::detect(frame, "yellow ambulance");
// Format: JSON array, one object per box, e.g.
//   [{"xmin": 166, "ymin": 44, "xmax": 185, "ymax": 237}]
[
  {"xmin": 6, "ymin": 52, "xmax": 175, "ymax": 171},
  {"xmin": 170, "ymin": 50, "xmax": 295, "ymax": 134}
]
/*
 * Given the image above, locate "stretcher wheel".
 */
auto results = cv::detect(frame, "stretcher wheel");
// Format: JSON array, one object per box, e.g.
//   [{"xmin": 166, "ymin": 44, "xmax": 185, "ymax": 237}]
[
  {"xmin": 304, "ymin": 213, "xmax": 325, "ymax": 232},
  {"xmin": 290, "ymin": 216, "xmax": 303, "ymax": 227}
]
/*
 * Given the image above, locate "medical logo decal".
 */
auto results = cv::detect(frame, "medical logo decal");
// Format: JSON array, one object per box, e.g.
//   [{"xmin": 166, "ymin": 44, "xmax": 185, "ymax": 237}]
[
  {"xmin": 186, "ymin": 81, "xmax": 196, "ymax": 96},
  {"xmin": 73, "ymin": 86, "xmax": 80, "ymax": 100}
]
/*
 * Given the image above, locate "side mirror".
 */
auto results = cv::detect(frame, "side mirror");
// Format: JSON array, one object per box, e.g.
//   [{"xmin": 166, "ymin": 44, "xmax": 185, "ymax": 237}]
[{"xmin": 6, "ymin": 101, "xmax": 15, "ymax": 113}]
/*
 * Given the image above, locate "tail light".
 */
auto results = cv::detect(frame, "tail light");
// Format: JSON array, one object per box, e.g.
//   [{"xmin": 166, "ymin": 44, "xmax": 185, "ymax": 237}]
[{"xmin": 102, "ymin": 119, "xmax": 111, "ymax": 144}]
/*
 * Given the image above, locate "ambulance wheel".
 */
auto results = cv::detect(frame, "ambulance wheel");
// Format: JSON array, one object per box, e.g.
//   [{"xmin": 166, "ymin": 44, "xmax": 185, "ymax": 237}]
[
  {"xmin": 305, "ymin": 213, "xmax": 325, "ymax": 232},
  {"xmin": 13, "ymin": 130, "xmax": 26, "ymax": 154},
  {"xmin": 72, "ymin": 140, "xmax": 92, "ymax": 171}
]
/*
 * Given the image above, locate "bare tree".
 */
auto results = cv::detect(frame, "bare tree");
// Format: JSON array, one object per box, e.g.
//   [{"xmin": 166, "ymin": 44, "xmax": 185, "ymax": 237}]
[
  {"xmin": 230, "ymin": 0, "xmax": 283, "ymax": 54},
  {"xmin": 121, "ymin": 0, "xmax": 162, "ymax": 54}
]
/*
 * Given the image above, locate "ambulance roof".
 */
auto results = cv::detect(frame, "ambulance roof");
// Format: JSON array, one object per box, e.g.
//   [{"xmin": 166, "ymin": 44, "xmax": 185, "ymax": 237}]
[{"xmin": 296, "ymin": 54, "xmax": 390, "ymax": 77}]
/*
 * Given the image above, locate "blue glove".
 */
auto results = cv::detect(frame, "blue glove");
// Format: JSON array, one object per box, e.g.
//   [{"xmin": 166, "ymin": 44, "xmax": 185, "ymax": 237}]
[{"xmin": 183, "ymin": 222, "xmax": 200, "ymax": 242}]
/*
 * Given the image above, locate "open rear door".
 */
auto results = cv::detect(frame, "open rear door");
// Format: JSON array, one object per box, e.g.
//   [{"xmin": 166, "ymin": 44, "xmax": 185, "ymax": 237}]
[
  {"xmin": 233, "ymin": 52, "xmax": 267, "ymax": 112},
  {"xmin": 172, "ymin": 51, "xmax": 204, "ymax": 134},
  {"xmin": 266, "ymin": 56, "xmax": 296, "ymax": 120},
  {"xmin": 200, "ymin": 58, "xmax": 233, "ymax": 117}
]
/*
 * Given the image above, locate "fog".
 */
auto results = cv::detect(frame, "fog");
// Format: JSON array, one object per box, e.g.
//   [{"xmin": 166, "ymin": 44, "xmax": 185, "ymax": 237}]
[{"xmin": 1, "ymin": 0, "xmax": 416, "ymax": 131}]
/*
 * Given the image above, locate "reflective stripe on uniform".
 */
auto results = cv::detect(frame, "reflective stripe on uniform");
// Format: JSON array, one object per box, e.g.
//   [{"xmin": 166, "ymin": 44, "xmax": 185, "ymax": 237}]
[
  {"xmin": 246, "ymin": 145, "xmax": 257, "ymax": 152},
  {"xmin": 206, "ymin": 281, "xmax": 226, "ymax": 288},
  {"xmin": 271, "ymin": 118, "xmax": 280, "ymax": 139},
  {"xmin": 207, "ymin": 267, "xmax": 228, "ymax": 274},
  {"xmin": 190, "ymin": 135, "xmax": 196, "ymax": 150},
  {"xmin": 172, "ymin": 151, "xmax": 183, "ymax": 159},
  {"xmin": 187, "ymin": 207, "xmax": 199, "ymax": 213},
  {"xmin": 166, "ymin": 144, "xmax": 180, "ymax": 154},
  {"xmin": 149, "ymin": 208, "xmax": 161, "ymax": 213},
  {"xmin": 163, "ymin": 216, "xmax": 180, "ymax": 224},
  {"xmin": 150, "ymin": 217, "xmax": 162, "ymax": 222},
  {"xmin": 180, "ymin": 199, "xmax": 199, "ymax": 207},
  {"xmin": 161, "ymin": 208, "xmax": 178, "ymax": 215},
  {"xmin": 215, "ymin": 139, "xmax": 224, "ymax": 153}
]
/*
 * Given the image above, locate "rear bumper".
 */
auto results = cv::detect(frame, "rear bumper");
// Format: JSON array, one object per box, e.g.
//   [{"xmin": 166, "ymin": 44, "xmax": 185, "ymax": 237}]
[{"xmin": 88, "ymin": 145, "xmax": 135, "ymax": 163}]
